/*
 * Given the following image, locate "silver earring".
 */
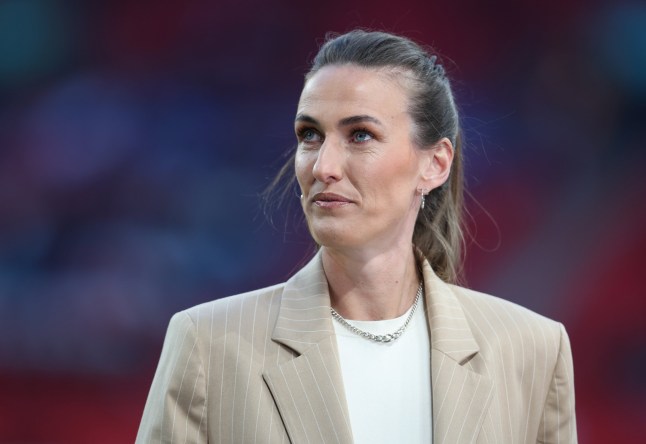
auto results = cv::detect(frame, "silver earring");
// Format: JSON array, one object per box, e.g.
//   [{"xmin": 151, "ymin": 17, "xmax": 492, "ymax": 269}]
[{"xmin": 418, "ymin": 188, "xmax": 428, "ymax": 210}]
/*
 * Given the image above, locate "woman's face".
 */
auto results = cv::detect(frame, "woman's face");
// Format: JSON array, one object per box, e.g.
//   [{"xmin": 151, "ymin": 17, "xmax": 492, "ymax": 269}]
[{"xmin": 295, "ymin": 64, "xmax": 438, "ymax": 254}]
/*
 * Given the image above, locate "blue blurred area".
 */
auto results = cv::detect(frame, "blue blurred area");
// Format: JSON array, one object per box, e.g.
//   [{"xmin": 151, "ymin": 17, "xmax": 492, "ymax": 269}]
[{"xmin": 0, "ymin": 0, "xmax": 644, "ymax": 442}]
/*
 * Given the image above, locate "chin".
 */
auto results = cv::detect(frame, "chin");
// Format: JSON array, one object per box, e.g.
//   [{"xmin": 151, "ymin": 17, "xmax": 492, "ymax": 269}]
[{"xmin": 308, "ymin": 223, "xmax": 361, "ymax": 250}]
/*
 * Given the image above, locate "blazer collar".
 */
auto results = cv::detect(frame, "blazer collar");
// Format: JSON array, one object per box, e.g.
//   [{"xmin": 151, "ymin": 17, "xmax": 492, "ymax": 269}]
[
  {"xmin": 270, "ymin": 250, "xmax": 483, "ymax": 358},
  {"xmin": 420, "ymin": 255, "xmax": 494, "ymax": 442},
  {"xmin": 264, "ymin": 252, "xmax": 354, "ymax": 443},
  {"xmin": 419, "ymin": 256, "xmax": 480, "ymax": 363},
  {"xmin": 265, "ymin": 251, "xmax": 493, "ymax": 444},
  {"xmin": 270, "ymin": 251, "xmax": 335, "ymax": 355}
]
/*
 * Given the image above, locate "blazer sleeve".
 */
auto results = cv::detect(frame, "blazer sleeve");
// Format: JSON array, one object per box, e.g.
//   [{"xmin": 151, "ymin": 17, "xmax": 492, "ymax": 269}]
[
  {"xmin": 538, "ymin": 323, "xmax": 578, "ymax": 443},
  {"xmin": 136, "ymin": 312, "xmax": 208, "ymax": 444}
]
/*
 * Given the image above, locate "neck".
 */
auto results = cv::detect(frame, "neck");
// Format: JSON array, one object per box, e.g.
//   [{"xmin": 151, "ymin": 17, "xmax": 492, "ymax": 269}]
[{"xmin": 321, "ymin": 244, "xmax": 421, "ymax": 321}]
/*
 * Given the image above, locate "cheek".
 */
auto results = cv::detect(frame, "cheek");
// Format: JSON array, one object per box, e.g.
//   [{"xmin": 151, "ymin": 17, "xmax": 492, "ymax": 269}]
[
  {"xmin": 294, "ymin": 151, "xmax": 312, "ymax": 188},
  {"xmin": 368, "ymin": 156, "xmax": 419, "ymax": 204}
]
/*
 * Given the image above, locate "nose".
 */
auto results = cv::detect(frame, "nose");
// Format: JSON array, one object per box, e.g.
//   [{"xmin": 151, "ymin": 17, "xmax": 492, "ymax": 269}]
[{"xmin": 312, "ymin": 138, "xmax": 344, "ymax": 183}]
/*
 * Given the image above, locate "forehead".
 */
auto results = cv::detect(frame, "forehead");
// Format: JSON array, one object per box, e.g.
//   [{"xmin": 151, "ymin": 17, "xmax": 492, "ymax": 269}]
[{"xmin": 297, "ymin": 65, "xmax": 410, "ymax": 119}]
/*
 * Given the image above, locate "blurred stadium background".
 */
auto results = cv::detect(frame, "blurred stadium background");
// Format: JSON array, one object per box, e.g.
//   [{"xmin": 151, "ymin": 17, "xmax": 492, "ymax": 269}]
[{"xmin": 0, "ymin": 0, "xmax": 644, "ymax": 442}]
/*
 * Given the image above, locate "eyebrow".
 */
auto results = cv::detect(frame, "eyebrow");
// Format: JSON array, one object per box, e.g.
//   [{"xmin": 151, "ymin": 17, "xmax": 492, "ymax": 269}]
[
  {"xmin": 294, "ymin": 114, "xmax": 384, "ymax": 128},
  {"xmin": 294, "ymin": 114, "xmax": 319, "ymax": 125}
]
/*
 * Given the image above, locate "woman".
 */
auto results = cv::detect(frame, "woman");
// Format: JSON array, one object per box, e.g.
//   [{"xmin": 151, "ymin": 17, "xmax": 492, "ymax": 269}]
[{"xmin": 137, "ymin": 30, "xmax": 577, "ymax": 443}]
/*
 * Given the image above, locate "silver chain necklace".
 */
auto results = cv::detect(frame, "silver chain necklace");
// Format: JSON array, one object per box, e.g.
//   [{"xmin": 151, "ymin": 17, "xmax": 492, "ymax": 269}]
[{"xmin": 330, "ymin": 282, "xmax": 424, "ymax": 343}]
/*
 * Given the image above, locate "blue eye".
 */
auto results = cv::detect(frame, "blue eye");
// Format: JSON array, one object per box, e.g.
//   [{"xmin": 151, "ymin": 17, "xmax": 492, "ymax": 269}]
[
  {"xmin": 299, "ymin": 128, "xmax": 320, "ymax": 143},
  {"xmin": 352, "ymin": 130, "xmax": 373, "ymax": 143}
]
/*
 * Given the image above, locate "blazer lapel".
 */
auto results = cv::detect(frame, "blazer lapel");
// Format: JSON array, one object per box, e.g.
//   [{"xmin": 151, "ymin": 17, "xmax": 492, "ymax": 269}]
[
  {"xmin": 422, "ymin": 259, "xmax": 494, "ymax": 443},
  {"xmin": 263, "ymin": 252, "xmax": 493, "ymax": 443},
  {"xmin": 262, "ymin": 253, "xmax": 354, "ymax": 444}
]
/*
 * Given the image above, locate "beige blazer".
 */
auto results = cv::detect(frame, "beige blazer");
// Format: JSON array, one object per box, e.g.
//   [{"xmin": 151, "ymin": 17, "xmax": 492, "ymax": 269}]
[{"xmin": 137, "ymin": 253, "xmax": 577, "ymax": 443}]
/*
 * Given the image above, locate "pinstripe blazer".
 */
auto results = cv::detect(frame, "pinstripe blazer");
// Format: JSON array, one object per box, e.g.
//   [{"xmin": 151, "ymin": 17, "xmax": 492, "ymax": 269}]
[{"xmin": 136, "ymin": 252, "xmax": 577, "ymax": 443}]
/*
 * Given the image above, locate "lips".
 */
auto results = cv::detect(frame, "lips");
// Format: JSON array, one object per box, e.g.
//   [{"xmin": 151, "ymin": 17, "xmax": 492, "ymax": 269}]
[{"xmin": 311, "ymin": 192, "xmax": 353, "ymax": 208}]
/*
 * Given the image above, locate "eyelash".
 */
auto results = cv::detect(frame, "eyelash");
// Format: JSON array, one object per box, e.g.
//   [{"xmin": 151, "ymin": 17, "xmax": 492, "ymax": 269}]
[
  {"xmin": 296, "ymin": 127, "xmax": 375, "ymax": 144},
  {"xmin": 350, "ymin": 128, "xmax": 374, "ymax": 143},
  {"xmin": 297, "ymin": 127, "xmax": 320, "ymax": 143}
]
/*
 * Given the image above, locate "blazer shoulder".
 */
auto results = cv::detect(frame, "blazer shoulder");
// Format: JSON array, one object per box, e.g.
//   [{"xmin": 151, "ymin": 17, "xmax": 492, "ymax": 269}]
[
  {"xmin": 169, "ymin": 282, "xmax": 287, "ymax": 339},
  {"xmin": 451, "ymin": 284, "xmax": 561, "ymax": 327},
  {"xmin": 448, "ymin": 284, "xmax": 565, "ymax": 357}
]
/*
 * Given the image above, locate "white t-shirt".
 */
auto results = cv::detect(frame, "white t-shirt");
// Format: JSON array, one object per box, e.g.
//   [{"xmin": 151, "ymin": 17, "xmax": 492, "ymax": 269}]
[{"xmin": 333, "ymin": 298, "xmax": 432, "ymax": 443}]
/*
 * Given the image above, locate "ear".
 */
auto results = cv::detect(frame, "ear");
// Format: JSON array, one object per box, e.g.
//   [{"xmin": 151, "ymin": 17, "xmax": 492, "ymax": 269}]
[{"xmin": 418, "ymin": 137, "xmax": 454, "ymax": 191}]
